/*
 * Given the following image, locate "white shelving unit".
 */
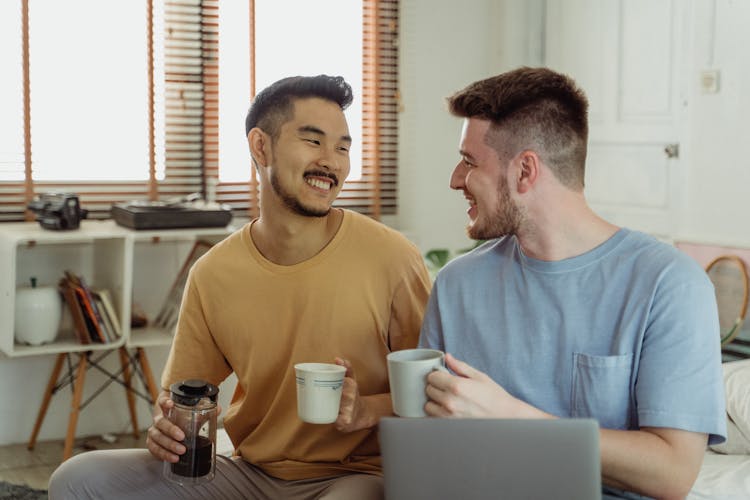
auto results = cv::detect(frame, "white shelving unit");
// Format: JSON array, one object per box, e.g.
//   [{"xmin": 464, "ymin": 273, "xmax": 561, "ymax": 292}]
[
  {"xmin": 0, "ymin": 220, "xmax": 130, "ymax": 357},
  {"xmin": 0, "ymin": 219, "xmax": 233, "ymax": 357},
  {"xmin": 0, "ymin": 219, "xmax": 235, "ymax": 459}
]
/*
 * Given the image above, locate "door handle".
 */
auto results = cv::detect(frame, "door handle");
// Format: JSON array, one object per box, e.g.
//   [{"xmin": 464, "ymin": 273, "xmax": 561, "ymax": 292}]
[{"xmin": 664, "ymin": 143, "xmax": 679, "ymax": 159}]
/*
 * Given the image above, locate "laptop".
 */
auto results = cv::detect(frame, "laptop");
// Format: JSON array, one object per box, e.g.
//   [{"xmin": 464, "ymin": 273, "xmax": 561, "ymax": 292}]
[{"xmin": 379, "ymin": 417, "xmax": 601, "ymax": 500}]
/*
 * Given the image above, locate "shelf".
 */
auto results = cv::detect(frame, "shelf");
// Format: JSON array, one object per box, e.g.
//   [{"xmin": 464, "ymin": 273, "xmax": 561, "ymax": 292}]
[
  {"xmin": 9, "ymin": 337, "xmax": 126, "ymax": 357},
  {"xmin": 0, "ymin": 220, "xmax": 234, "ymax": 358},
  {"xmin": 128, "ymin": 326, "xmax": 174, "ymax": 348},
  {"xmin": 129, "ymin": 225, "xmax": 236, "ymax": 242},
  {"xmin": 4, "ymin": 219, "xmax": 236, "ymax": 461},
  {"xmin": 0, "ymin": 222, "xmax": 129, "ymax": 357},
  {"xmin": 0, "ymin": 219, "xmax": 125, "ymax": 245}
]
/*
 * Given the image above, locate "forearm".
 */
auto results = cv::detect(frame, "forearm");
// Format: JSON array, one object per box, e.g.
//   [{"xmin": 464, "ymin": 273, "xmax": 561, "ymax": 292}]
[
  {"xmin": 357, "ymin": 393, "xmax": 394, "ymax": 429},
  {"xmin": 336, "ymin": 388, "xmax": 394, "ymax": 433},
  {"xmin": 600, "ymin": 427, "xmax": 706, "ymax": 499}
]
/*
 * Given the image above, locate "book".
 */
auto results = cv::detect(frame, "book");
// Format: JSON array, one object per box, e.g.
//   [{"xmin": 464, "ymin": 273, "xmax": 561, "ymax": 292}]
[
  {"xmin": 64, "ymin": 271, "xmax": 108, "ymax": 343},
  {"xmin": 74, "ymin": 273, "xmax": 109, "ymax": 342},
  {"xmin": 59, "ymin": 279, "xmax": 91, "ymax": 345},
  {"xmin": 91, "ymin": 295, "xmax": 112, "ymax": 342},
  {"xmin": 92, "ymin": 289, "xmax": 121, "ymax": 339},
  {"xmin": 73, "ymin": 285, "xmax": 105, "ymax": 343}
]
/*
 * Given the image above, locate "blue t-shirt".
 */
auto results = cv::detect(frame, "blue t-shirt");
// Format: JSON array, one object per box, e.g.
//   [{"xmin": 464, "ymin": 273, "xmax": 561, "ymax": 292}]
[{"xmin": 419, "ymin": 229, "xmax": 726, "ymax": 445}]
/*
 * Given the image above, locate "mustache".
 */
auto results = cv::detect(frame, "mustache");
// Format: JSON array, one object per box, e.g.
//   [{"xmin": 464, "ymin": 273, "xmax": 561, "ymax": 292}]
[{"xmin": 304, "ymin": 170, "xmax": 339, "ymax": 187}]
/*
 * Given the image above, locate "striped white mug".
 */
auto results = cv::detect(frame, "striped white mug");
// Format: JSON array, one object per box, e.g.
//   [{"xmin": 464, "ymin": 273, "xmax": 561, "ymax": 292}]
[{"xmin": 294, "ymin": 363, "xmax": 346, "ymax": 424}]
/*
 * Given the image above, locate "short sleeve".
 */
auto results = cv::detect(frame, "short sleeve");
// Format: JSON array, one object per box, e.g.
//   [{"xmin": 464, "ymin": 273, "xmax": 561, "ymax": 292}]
[
  {"xmin": 635, "ymin": 278, "xmax": 727, "ymax": 445},
  {"xmin": 161, "ymin": 268, "xmax": 232, "ymax": 390},
  {"xmin": 387, "ymin": 248, "xmax": 431, "ymax": 352},
  {"xmin": 418, "ymin": 278, "xmax": 444, "ymax": 351}
]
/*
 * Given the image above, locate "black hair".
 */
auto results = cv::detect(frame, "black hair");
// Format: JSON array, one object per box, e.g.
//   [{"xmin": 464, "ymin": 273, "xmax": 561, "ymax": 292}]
[{"xmin": 244, "ymin": 75, "xmax": 353, "ymax": 138}]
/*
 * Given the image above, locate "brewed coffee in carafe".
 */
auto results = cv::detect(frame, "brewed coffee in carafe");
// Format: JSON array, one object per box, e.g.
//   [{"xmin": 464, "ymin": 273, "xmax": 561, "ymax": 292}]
[{"xmin": 163, "ymin": 379, "xmax": 219, "ymax": 486}]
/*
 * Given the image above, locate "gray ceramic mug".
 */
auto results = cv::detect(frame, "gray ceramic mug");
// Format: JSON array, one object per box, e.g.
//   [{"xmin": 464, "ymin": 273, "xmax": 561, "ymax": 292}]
[{"xmin": 387, "ymin": 348, "xmax": 445, "ymax": 417}]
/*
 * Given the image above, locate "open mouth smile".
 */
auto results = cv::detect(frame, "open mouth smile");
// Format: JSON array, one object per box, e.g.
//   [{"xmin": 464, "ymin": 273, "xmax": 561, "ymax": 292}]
[
  {"xmin": 304, "ymin": 171, "xmax": 338, "ymax": 192},
  {"xmin": 306, "ymin": 177, "xmax": 333, "ymax": 191}
]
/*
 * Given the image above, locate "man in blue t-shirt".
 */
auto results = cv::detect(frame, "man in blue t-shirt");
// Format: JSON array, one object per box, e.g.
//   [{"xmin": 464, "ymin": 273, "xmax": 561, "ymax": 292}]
[{"xmin": 419, "ymin": 67, "xmax": 726, "ymax": 499}]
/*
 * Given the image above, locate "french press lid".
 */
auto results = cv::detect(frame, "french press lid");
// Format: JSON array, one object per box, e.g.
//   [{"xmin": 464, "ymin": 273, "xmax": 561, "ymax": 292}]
[{"xmin": 170, "ymin": 379, "xmax": 219, "ymax": 406}]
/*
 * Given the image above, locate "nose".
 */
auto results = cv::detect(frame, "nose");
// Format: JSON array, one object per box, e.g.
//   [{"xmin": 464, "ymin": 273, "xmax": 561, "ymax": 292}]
[
  {"xmin": 317, "ymin": 150, "xmax": 334, "ymax": 170},
  {"xmin": 317, "ymin": 145, "xmax": 347, "ymax": 171},
  {"xmin": 316, "ymin": 146, "xmax": 350, "ymax": 184},
  {"xmin": 449, "ymin": 161, "xmax": 468, "ymax": 190}
]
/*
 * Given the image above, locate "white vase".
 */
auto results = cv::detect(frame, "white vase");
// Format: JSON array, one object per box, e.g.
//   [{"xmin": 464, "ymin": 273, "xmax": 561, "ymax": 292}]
[{"xmin": 14, "ymin": 278, "xmax": 63, "ymax": 346}]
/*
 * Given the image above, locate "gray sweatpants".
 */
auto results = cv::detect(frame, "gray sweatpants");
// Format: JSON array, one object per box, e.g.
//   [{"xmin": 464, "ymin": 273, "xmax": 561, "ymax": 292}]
[{"xmin": 48, "ymin": 449, "xmax": 383, "ymax": 499}]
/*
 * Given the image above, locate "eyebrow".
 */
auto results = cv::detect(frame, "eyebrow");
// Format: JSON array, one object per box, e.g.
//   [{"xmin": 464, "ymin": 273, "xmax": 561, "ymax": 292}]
[
  {"xmin": 298, "ymin": 125, "xmax": 352, "ymax": 144},
  {"xmin": 459, "ymin": 149, "xmax": 475, "ymax": 161}
]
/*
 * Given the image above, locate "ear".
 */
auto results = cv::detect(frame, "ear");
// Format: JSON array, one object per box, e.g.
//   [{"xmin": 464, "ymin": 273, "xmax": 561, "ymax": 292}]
[
  {"xmin": 515, "ymin": 150, "xmax": 540, "ymax": 194},
  {"xmin": 247, "ymin": 128, "xmax": 270, "ymax": 168}
]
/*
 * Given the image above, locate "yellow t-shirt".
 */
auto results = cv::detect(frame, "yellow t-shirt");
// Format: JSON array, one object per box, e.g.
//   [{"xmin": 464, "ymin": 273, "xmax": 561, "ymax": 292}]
[{"xmin": 161, "ymin": 210, "xmax": 431, "ymax": 480}]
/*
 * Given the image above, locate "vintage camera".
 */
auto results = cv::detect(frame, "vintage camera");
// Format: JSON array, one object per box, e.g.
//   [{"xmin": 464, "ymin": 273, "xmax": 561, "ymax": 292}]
[{"xmin": 27, "ymin": 193, "xmax": 88, "ymax": 230}]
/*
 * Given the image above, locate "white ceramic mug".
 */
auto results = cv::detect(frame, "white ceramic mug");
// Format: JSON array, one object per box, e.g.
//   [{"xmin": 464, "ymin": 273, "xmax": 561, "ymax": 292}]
[
  {"xmin": 387, "ymin": 348, "xmax": 445, "ymax": 417},
  {"xmin": 294, "ymin": 363, "xmax": 346, "ymax": 424}
]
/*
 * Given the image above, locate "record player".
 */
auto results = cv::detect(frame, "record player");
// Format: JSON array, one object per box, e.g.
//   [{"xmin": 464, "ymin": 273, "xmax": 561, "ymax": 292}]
[{"xmin": 111, "ymin": 195, "xmax": 233, "ymax": 230}]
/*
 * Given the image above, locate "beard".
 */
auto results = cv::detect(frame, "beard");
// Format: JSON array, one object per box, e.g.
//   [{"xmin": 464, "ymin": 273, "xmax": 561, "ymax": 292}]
[
  {"xmin": 269, "ymin": 168, "xmax": 330, "ymax": 218},
  {"xmin": 467, "ymin": 174, "xmax": 524, "ymax": 240}
]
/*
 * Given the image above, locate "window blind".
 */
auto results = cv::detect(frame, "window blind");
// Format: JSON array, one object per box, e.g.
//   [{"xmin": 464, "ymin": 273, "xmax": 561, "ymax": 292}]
[
  {"xmin": 218, "ymin": 0, "xmax": 400, "ymax": 220},
  {"xmin": 157, "ymin": 0, "xmax": 218, "ymax": 207},
  {"xmin": 343, "ymin": 0, "xmax": 400, "ymax": 219},
  {"xmin": 1, "ymin": 0, "xmax": 398, "ymax": 223}
]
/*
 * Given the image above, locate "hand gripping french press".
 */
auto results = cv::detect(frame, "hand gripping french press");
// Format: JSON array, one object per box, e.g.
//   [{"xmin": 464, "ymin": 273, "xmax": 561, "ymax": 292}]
[{"xmin": 163, "ymin": 379, "xmax": 219, "ymax": 486}]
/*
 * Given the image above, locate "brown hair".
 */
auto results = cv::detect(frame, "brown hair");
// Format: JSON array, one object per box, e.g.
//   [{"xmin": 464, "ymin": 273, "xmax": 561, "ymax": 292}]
[{"xmin": 448, "ymin": 67, "xmax": 589, "ymax": 189}]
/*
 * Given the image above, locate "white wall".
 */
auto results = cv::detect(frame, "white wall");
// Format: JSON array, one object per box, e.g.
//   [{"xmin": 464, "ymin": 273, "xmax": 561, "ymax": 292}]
[
  {"xmin": 0, "ymin": 348, "xmax": 168, "ymax": 446},
  {"xmin": 0, "ymin": 346, "xmax": 237, "ymax": 446},
  {"xmin": 397, "ymin": 0, "xmax": 750, "ymax": 251},
  {"xmin": 397, "ymin": 0, "xmax": 496, "ymax": 254},
  {"xmin": 397, "ymin": 0, "xmax": 545, "ymax": 253},
  {"xmin": 680, "ymin": 0, "xmax": 750, "ymax": 246}
]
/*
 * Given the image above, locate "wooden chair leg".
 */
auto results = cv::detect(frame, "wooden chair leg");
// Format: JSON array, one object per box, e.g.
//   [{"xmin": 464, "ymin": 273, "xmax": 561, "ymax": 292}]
[
  {"xmin": 119, "ymin": 347, "xmax": 140, "ymax": 438},
  {"xmin": 136, "ymin": 347, "xmax": 160, "ymax": 404},
  {"xmin": 63, "ymin": 354, "xmax": 88, "ymax": 461},
  {"xmin": 28, "ymin": 353, "xmax": 66, "ymax": 451}
]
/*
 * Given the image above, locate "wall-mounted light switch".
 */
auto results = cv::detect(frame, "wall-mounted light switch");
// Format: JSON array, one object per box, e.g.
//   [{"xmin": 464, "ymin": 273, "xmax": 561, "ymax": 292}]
[{"xmin": 700, "ymin": 70, "xmax": 720, "ymax": 94}]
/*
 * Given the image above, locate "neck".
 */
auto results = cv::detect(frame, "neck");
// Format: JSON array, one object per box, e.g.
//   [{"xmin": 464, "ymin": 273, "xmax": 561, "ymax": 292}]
[
  {"xmin": 251, "ymin": 207, "xmax": 344, "ymax": 265},
  {"xmin": 516, "ymin": 191, "xmax": 619, "ymax": 261}
]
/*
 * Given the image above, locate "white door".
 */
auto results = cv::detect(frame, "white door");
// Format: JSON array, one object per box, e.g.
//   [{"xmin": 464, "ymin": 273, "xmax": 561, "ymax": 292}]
[{"xmin": 543, "ymin": 0, "xmax": 688, "ymax": 240}]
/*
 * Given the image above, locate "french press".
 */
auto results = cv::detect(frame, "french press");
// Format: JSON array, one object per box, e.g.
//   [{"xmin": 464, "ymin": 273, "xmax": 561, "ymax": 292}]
[{"xmin": 163, "ymin": 379, "xmax": 219, "ymax": 486}]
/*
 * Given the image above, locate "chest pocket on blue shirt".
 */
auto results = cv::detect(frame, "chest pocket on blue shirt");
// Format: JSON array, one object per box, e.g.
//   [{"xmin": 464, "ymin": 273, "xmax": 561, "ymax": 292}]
[{"xmin": 571, "ymin": 352, "xmax": 634, "ymax": 430}]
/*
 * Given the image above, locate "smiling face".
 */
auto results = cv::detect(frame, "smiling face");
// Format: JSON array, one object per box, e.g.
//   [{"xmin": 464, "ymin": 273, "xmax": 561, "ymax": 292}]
[
  {"xmin": 449, "ymin": 118, "xmax": 524, "ymax": 240},
  {"xmin": 261, "ymin": 97, "xmax": 352, "ymax": 217}
]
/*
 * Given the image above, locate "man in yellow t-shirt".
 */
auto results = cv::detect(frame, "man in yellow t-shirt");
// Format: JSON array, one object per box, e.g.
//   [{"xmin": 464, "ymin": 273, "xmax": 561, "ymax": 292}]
[{"xmin": 49, "ymin": 75, "xmax": 430, "ymax": 499}]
